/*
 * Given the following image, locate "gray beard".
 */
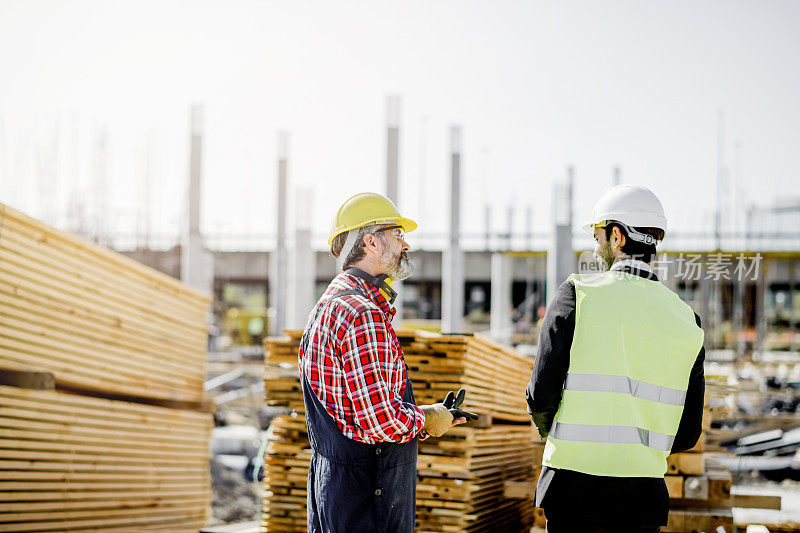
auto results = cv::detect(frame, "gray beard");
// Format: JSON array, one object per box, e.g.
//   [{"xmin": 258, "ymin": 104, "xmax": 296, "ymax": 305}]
[{"xmin": 381, "ymin": 249, "xmax": 413, "ymax": 281}]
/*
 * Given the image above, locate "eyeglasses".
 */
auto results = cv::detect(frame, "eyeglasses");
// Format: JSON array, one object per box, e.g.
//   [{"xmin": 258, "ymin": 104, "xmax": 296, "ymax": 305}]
[{"xmin": 373, "ymin": 225, "xmax": 405, "ymax": 242}]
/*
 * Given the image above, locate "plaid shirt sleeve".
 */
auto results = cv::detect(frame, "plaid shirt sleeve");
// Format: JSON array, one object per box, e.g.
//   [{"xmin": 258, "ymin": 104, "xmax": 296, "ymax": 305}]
[{"xmin": 339, "ymin": 308, "xmax": 425, "ymax": 443}]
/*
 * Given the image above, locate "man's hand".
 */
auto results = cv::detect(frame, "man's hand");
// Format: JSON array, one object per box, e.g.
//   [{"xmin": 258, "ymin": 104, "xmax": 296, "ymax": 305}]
[
  {"xmin": 442, "ymin": 388, "xmax": 479, "ymax": 421},
  {"xmin": 420, "ymin": 403, "xmax": 463, "ymax": 437}
]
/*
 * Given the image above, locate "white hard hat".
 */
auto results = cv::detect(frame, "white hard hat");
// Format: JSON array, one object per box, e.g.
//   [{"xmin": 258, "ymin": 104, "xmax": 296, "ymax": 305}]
[{"xmin": 582, "ymin": 184, "xmax": 667, "ymax": 235}]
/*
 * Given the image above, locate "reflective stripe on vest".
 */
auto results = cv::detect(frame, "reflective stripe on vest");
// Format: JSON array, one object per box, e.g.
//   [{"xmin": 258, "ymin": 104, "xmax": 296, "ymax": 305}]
[
  {"xmin": 542, "ymin": 270, "xmax": 704, "ymax": 478},
  {"xmin": 564, "ymin": 373, "xmax": 687, "ymax": 406},
  {"xmin": 550, "ymin": 421, "xmax": 675, "ymax": 452}
]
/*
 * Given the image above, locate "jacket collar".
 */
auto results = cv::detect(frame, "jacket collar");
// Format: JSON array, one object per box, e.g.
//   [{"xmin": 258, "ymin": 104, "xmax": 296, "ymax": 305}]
[
  {"xmin": 610, "ymin": 258, "xmax": 659, "ymax": 281},
  {"xmin": 333, "ymin": 270, "xmax": 396, "ymax": 318}
]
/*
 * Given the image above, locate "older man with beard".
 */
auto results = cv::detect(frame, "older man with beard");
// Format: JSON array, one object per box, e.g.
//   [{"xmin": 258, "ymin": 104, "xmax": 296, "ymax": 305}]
[{"xmin": 299, "ymin": 192, "xmax": 465, "ymax": 533}]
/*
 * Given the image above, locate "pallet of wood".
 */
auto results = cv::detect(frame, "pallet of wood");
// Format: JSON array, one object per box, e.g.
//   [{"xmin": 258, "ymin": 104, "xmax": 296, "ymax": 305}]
[
  {"xmin": 262, "ymin": 330, "xmax": 540, "ymax": 533},
  {"xmin": 663, "ymin": 378, "xmax": 780, "ymax": 532},
  {"xmin": 0, "ymin": 383, "xmax": 212, "ymax": 532},
  {"xmin": 0, "ymin": 206, "xmax": 214, "ymax": 531},
  {"xmin": 0, "ymin": 202, "xmax": 211, "ymax": 405}
]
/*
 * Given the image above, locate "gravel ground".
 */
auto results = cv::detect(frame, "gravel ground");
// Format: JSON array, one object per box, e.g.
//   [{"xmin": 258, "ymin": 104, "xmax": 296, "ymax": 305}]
[{"xmin": 209, "ymin": 458, "xmax": 261, "ymax": 526}]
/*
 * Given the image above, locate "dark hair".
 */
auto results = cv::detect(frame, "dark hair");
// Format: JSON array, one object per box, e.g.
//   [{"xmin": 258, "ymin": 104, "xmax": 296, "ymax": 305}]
[{"xmin": 604, "ymin": 223, "xmax": 664, "ymax": 263}]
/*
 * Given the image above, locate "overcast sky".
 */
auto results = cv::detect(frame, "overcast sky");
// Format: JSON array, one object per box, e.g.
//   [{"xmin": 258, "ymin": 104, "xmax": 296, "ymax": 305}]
[{"xmin": 1, "ymin": 0, "xmax": 798, "ymax": 251}]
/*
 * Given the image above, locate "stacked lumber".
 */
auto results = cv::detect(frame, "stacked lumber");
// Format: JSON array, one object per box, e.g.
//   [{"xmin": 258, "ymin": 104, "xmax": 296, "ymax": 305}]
[
  {"xmin": 400, "ymin": 331, "xmax": 538, "ymax": 533},
  {"xmin": 0, "ymin": 384, "xmax": 211, "ymax": 532},
  {"xmin": 262, "ymin": 330, "xmax": 540, "ymax": 533},
  {"xmin": 663, "ymin": 377, "xmax": 779, "ymax": 532},
  {"xmin": 261, "ymin": 331, "xmax": 307, "ymax": 532},
  {"xmin": 502, "ymin": 377, "xmax": 783, "ymax": 531},
  {"xmin": 0, "ymin": 203, "xmax": 210, "ymax": 405},
  {"xmin": 0, "ymin": 204, "xmax": 213, "ymax": 531}
]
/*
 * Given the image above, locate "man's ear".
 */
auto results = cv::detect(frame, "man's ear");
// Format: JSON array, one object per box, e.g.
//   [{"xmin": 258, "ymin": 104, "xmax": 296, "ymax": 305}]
[
  {"xmin": 613, "ymin": 227, "xmax": 626, "ymax": 250},
  {"xmin": 362, "ymin": 233, "xmax": 380, "ymax": 256}
]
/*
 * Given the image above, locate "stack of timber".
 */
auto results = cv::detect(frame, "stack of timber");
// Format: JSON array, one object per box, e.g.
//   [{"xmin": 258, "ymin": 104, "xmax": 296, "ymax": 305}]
[
  {"xmin": 0, "ymin": 384, "xmax": 211, "ymax": 532},
  {"xmin": 262, "ymin": 330, "xmax": 541, "ymax": 533},
  {"xmin": 0, "ymin": 203, "xmax": 210, "ymax": 404},
  {"xmin": 664, "ymin": 377, "xmax": 782, "ymax": 532},
  {"xmin": 0, "ymin": 203, "xmax": 213, "ymax": 532},
  {"xmin": 401, "ymin": 331, "xmax": 539, "ymax": 533},
  {"xmin": 503, "ymin": 377, "xmax": 783, "ymax": 532}
]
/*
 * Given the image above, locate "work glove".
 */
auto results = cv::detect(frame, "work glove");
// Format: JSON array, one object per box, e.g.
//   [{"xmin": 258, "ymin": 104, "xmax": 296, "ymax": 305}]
[
  {"xmin": 420, "ymin": 403, "xmax": 454, "ymax": 437},
  {"xmin": 442, "ymin": 388, "xmax": 479, "ymax": 421}
]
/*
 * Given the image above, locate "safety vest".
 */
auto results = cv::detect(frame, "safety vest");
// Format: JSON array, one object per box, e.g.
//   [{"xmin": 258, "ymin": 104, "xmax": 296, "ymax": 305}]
[{"xmin": 542, "ymin": 270, "xmax": 704, "ymax": 478}]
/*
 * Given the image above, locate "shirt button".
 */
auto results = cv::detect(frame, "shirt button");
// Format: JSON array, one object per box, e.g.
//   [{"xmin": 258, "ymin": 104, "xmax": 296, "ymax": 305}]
[
  {"xmin": 375, "ymin": 448, "xmax": 382, "ymax": 455},
  {"xmin": 375, "ymin": 489, "xmax": 382, "ymax": 496}
]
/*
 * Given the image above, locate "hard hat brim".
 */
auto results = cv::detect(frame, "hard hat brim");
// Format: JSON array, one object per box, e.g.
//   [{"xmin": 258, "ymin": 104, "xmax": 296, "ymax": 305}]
[
  {"xmin": 327, "ymin": 216, "xmax": 418, "ymax": 245},
  {"xmin": 580, "ymin": 212, "xmax": 667, "ymax": 235}
]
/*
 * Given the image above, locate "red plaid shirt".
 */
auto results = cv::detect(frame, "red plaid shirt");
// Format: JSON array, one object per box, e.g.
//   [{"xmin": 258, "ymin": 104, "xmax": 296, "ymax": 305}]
[{"xmin": 299, "ymin": 271, "xmax": 425, "ymax": 444}]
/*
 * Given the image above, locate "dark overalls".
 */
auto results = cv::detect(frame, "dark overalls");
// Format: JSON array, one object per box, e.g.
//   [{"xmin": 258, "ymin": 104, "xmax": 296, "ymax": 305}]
[{"xmin": 302, "ymin": 290, "xmax": 419, "ymax": 533}]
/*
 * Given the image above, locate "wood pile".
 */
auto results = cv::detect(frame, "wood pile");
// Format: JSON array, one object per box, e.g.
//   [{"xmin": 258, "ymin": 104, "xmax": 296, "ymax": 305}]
[
  {"xmin": 0, "ymin": 383, "xmax": 211, "ymax": 532},
  {"xmin": 663, "ymin": 377, "xmax": 782, "ymax": 532},
  {"xmin": 0, "ymin": 203, "xmax": 210, "ymax": 405},
  {"xmin": 262, "ymin": 329, "xmax": 541, "ymax": 533},
  {"xmin": 502, "ymin": 377, "xmax": 783, "ymax": 532},
  {"xmin": 0, "ymin": 203, "xmax": 213, "ymax": 532}
]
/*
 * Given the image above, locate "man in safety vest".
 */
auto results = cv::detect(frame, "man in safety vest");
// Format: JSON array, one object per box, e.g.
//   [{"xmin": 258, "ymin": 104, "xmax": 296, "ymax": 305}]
[
  {"xmin": 525, "ymin": 184, "xmax": 705, "ymax": 532},
  {"xmin": 299, "ymin": 192, "xmax": 468, "ymax": 533}
]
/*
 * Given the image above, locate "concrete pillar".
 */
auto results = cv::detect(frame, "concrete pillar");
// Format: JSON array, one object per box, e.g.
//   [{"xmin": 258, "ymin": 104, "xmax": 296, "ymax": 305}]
[
  {"xmin": 484, "ymin": 203, "xmax": 492, "ymax": 251},
  {"xmin": 525, "ymin": 206, "xmax": 533, "ymax": 251},
  {"xmin": 442, "ymin": 126, "xmax": 464, "ymax": 333},
  {"xmin": 288, "ymin": 227, "xmax": 316, "ymax": 330},
  {"xmin": 386, "ymin": 96, "xmax": 403, "ymax": 325},
  {"xmin": 506, "ymin": 205, "xmax": 514, "ymax": 250},
  {"xmin": 755, "ymin": 261, "xmax": 767, "ymax": 357},
  {"xmin": 270, "ymin": 131, "xmax": 288, "ymax": 336},
  {"xmin": 180, "ymin": 104, "xmax": 214, "ymax": 295},
  {"xmin": 546, "ymin": 167, "xmax": 574, "ymax": 305},
  {"xmin": 490, "ymin": 252, "xmax": 513, "ymax": 342},
  {"xmin": 790, "ymin": 261, "xmax": 797, "ymax": 353},
  {"xmin": 733, "ymin": 264, "xmax": 746, "ymax": 359}
]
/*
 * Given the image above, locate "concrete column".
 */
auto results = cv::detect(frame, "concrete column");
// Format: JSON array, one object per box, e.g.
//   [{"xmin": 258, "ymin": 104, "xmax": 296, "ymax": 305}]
[
  {"xmin": 386, "ymin": 96, "xmax": 403, "ymax": 325},
  {"xmin": 180, "ymin": 104, "xmax": 214, "ymax": 295},
  {"xmin": 790, "ymin": 261, "xmax": 797, "ymax": 353},
  {"xmin": 442, "ymin": 126, "xmax": 464, "ymax": 333},
  {"xmin": 270, "ymin": 131, "xmax": 288, "ymax": 335},
  {"xmin": 525, "ymin": 206, "xmax": 533, "ymax": 251},
  {"xmin": 755, "ymin": 261, "xmax": 767, "ymax": 357},
  {"xmin": 490, "ymin": 252, "xmax": 513, "ymax": 342},
  {"xmin": 546, "ymin": 167, "xmax": 574, "ymax": 305},
  {"xmin": 288, "ymin": 227, "xmax": 316, "ymax": 330}
]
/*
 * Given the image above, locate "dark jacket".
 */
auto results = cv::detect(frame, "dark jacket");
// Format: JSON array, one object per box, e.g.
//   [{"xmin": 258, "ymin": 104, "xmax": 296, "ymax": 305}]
[{"xmin": 524, "ymin": 264, "xmax": 705, "ymax": 526}]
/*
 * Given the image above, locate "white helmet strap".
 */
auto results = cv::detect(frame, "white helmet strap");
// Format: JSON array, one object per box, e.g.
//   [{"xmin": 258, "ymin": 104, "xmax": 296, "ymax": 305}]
[
  {"xmin": 613, "ymin": 220, "xmax": 658, "ymax": 246},
  {"xmin": 337, "ymin": 230, "xmax": 361, "ymax": 271}
]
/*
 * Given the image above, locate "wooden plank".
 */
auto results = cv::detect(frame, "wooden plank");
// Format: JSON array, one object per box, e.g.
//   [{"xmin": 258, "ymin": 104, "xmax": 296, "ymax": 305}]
[
  {"xmin": 0, "ymin": 253, "xmax": 205, "ymax": 345},
  {"xmin": 665, "ymin": 475, "xmax": 684, "ymax": 499},
  {"xmin": 666, "ymin": 452, "xmax": 705, "ymax": 475},
  {"xmin": 0, "ymin": 223, "xmax": 206, "ymax": 321},
  {"xmin": 503, "ymin": 481, "xmax": 535, "ymax": 499},
  {"xmin": 0, "ymin": 208, "xmax": 210, "ymax": 404},
  {"xmin": 0, "ymin": 204, "xmax": 208, "ymax": 303},
  {"xmin": 0, "ymin": 369, "xmax": 53, "ymax": 390}
]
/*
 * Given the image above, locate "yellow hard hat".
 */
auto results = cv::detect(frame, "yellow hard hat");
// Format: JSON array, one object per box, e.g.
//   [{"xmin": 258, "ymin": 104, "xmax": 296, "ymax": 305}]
[{"xmin": 329, "ymin": 192, "xmax": 417, "ymax": 245}]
